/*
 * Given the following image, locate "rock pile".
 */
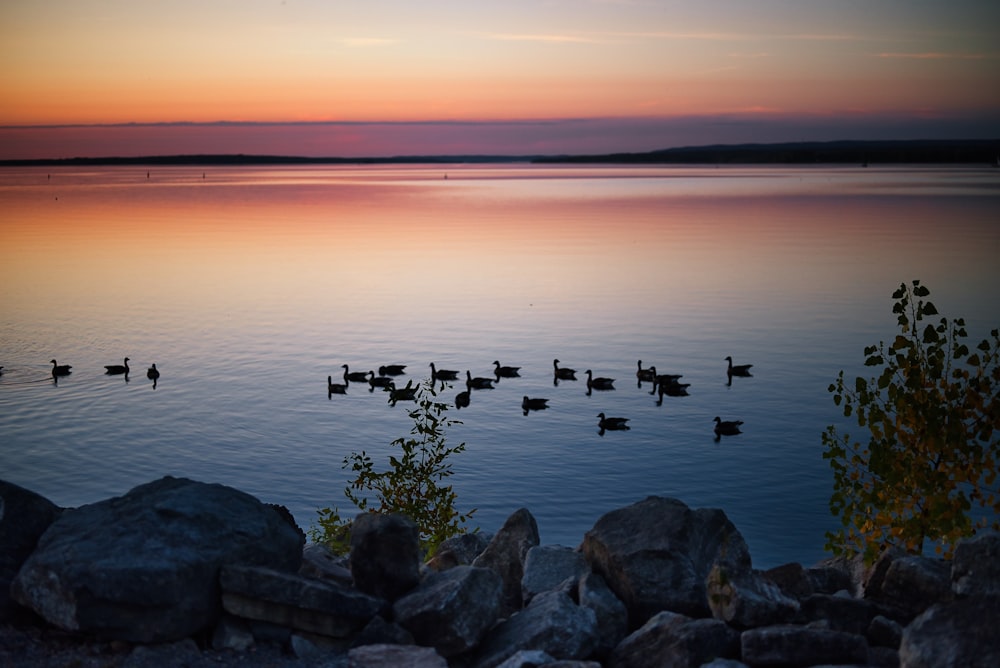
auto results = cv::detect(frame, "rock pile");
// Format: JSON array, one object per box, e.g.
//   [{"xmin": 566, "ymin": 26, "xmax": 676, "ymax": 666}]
[{"xmin": 2, "ymin": 477, "xmax": 998, "ymax": 667}]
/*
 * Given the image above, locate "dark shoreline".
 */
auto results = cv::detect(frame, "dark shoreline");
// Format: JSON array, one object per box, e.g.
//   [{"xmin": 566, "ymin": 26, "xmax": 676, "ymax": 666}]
[{"xmin": 3, "ymin": 138, "xmax": 998, "ymax": 167}]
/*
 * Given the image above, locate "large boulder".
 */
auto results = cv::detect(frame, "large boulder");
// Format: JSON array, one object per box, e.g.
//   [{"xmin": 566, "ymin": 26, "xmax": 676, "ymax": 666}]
[
  {"xmin": 706, "ymin": 565, "xmax": 799, "ymax": 628},
  {"xmin": 952, "ymin": 530, "xmax": 1000, "ymax": 597},
  {"xmin": 740, "ymin": 624, "xmax": 869, "ymax": 667},
  {"xmin": 610, "ymin": 610, "xmax": 739, "ymax": 668},
  {"xmin": 898, "ymin": 594, "xmax": 1000, "ymax": 668},
  {"xmin": 0, "ymin": 480, "xmax": 62, "ymax": 621},
  {"xmin": 472, "ymin": 508, "xmax": 540, "ymax": 617},
  {"xmin": 521, "ymin": 545, "xmax": 591, "ymax": 605},
  {"xmin": 580, "ymin": 496, "xmax": 752, "ymax": 625},
  {"xmin": 393, "ymin": 565, "xmax": 503, "ymax": 657},
  {"xmin": 9, "ymin": 476, "xmax": 303, "ymax": 643},
  {"xmin": 349, "ymin": 512, "xmax": 422, "ymax": 603}
]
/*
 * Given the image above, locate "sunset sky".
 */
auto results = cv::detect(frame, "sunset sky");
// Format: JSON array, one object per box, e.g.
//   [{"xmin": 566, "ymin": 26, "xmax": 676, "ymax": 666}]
[{"xmin": 2, "ymin": 0, "xmax": 998, "ymax": 158}]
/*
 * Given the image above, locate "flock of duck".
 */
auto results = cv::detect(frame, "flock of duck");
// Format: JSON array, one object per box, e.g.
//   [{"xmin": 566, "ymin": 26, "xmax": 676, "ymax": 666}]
[
  {"xmin": 15, "ymin": 354, "xmax": 752, "ymax": 438},
  {"xmin": 325, "ymin": 356, "xmax": 754, "ymax": 438}
]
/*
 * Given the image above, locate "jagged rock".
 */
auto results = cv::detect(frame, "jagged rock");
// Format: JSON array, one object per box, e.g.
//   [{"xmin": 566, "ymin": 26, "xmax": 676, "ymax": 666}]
[
  {"xmin": 868, "ymin": 554, "xmax": 952, "ymax": 622},
  {"xmin": 349, "ymin": 512, "xmax": 422, "ymax": 602},
  {"xmin": 740, "ymin": 624, "xmax": 869, "ymax": 667},
  {"xmin": 351, "ymin": 614, "xmax": 414, "ymax": 648},
  {"xmin": 426, "ymin": 531, "xmax": 494, "ymax": 571},
  {"xmin": 211, "ymin": 614, "xmax": 255, "ymax": 651},
  {"xmin": 867, "ymin": 614, "xmax": 903, "ymax": 649},
  {"xmin": 580, "ymin": 496, "xmax": 752, "ymax": 626},
  {"xmin": 578, "ymin": 572, "xmax": 628, "ymax": 659},
  {"xmin": 0, "ymin": 480, "xmax": 62, "ymax": 622},
  {"xmin": 300, "ymin": 542, "xmax": 354, "ymax": 587},
  {"xmin": 610, "ymin": 609, "xmax": 740, "ymax": 668},
  {"xmin": 473, "ymin": 508, "xmax": 540, "ymax": 616},
  {"xmin": 348, "ymin": 642, "xmax": 447, "ymax": 667},
  {"xmin": 762, "ymin": 562, "xmax": 814, "ymax": 600},
  {"xmin": 493, "ymin": 649, "xmax": 557, "ymax": 667},
  {"xmin": 799, "ymin": 592, "xmax": 878, "ymax": 635},
  {"xmin": 9, "ymin": 476, "xmax": 303, "ymax": 643},
  {"xmin": 898, "ymin": 594, "xmax": 1000, "ymax": 668},
  {"xmin": 805, "ymin": 564, "xmax": 853, "ymax": 595},
  {"xmin": 952, "ymin": 530, "xmax": 1000, "ymax": 597},
  {"xmin": 706, "ymin": 565, "xmax": 800, "ymax": 628},
  {"xmin": 392, "ymin": 565, "xmax": 503, "ymax": 657},
  {"xmin": 473, "ymin": 590, "xmax": 598, "ymax": 668},
  {"xmin": 220, "ymin": 564, "xmax": 385, "ymax": 638},
  {"xmin": 522, "ymin": 545, "xmax": 591, "ymax": 605}
]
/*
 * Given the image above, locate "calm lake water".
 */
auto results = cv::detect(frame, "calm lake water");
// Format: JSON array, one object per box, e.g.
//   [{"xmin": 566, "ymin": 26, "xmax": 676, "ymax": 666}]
[{"xmin": 2, "ymin": 164, "xmax": 998, "ymax": 568}]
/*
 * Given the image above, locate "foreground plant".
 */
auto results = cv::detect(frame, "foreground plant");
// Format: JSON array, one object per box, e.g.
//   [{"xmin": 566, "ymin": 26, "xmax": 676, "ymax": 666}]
[
  {"xmin": 311, "ymin": 378, "xmax": 476, "ymax": 556},
  {"xmin": 823, "ymin": 280, "xmax": 999, "ymax": 561}
]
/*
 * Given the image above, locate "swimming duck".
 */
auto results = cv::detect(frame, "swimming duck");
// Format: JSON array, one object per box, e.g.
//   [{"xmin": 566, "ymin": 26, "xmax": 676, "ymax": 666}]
[
  {"xmin": 379, "ymin": 364, "xmax": 407, "ymax": 376},
  {"xmin": 713, "ymin": 416, "xmax": 744, "ymax": 436},
  {"xmin": 455, "ymin": 388, "xmax": 471, "ymax": 410},
  {"xmin": 597, "ymin": 412, "xmax": 630, "ymax": 432},
  {"xmin": 522, "ymin": 396, "xmax": 549, "ymax": 412},
  {"xmin": 50, "ymin": 359, "xmax": 72, "ymax": 376},
  {"xmin": 725, "ymin": 356, "xmax": 753, "ymax": 377},
  {"xmin": 327, "ymin": 376, "xmax": 348, "ymax": 395},
  {"xmin": 493, "ymin": 360, "xmax": 521, "ymax": 378},
  {"xmin": 146, "ymin": 363, "xmax": 160, "ymax": 380},
  {"xmin": 388, "ymin": 380, "xmax": 417, "ymax": 405},
  {"xmin": 466, "ymin": 370, "xmax": 494, "ymax": 389},
  {"xmin": 104, "ymin": 357, "xmax": 130, "ymax": 375},
  {"xmin": 430, "ymin": 362, "xmax": 460, "ymax": 381},
  {"xmin": 585, "ymin": 370, "xmax": 616, "ymax": 390},
  {"xmin": 367, "ymin": 370, "xmax": 393, "ymax": 390},
  {"xmin": 342, "ymin": 364, "xmax": 370, "ymax": 383},
  {"xmin": 636, "ymin": 360, "xmax": 656, "ymax": 382},
  {"xmin": 553, "ymin": 359, "xmax": 577, "ymax": 380}
]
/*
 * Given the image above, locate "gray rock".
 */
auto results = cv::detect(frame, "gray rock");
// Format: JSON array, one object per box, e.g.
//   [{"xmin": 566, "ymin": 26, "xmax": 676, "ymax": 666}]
[
  {"xmin": 301, "ymin": 541, "xmax": 354, "ymax": 587},
  {"xmin": 799, "ymin": 592, "xmax": 878, "ymax": 635},
  {"xmin": 0, "ymin": 480, "xmax": 62, "ymax": 622},
  {"xmin": 609, "ymin": 610, "xmax": 739, "ymax": 668},
  {"xmin": 9, "ymin": 476, "xmax": 303, "ymax": 643},
  {"xmin": 740, "ymin": 624, "xmax": 869, "ymax": 667},
  {"xmin": 952, "ymin": 530, "xmax": 1000, "ymax": 597},
  {"xmin": 473, "ymin": 508, "xmax": 541, "ymax": 617},
  {"xmin": 493, "ymin": 649, "xmax": 555, "ymax": 667},
  {"xmin": 899, "ymin": 594, "xmax": 1000, "ymax": 668},
  {"xmin": 221, "ymin": 564, "xmax": 386, "ymax": 637},
  {"xmin": 761, "ymin": 562, "xmax": 814, "ymax": 601},
  {"xmin": 474, "ymin": 590, "xmax": 599, "ymax": 668},
  {"xmin": 578, "ymin": 572, "xmax": 628, "ymax": 659},
  {"xmin": 870, "ymin": 554, "xmax": 952, "ymax": 621},
  {"xmin": 393, "ymin": 565, "xmax": 503, "ymax": 657},
  {"xmin": 426, "ymin": 531, "xmax": 494, "ymax": 571},
  {"xmin": 522, "ymin": 545, "xmax": 591, "ymax": 605},
  {"xmin": 706, "ymin": 565, "xmax": 800, "ymax": 628},
  {"xmin": 349, "ymin": 512, "xmax": 422, "ymax": 602},
  {"xmin": 348, "ymin": 642, "xmax": 448, "ymax": 667},
  {"xmin": 211, "ymin": 614, "xmax": 255, "ymax": 651},
  {"xmin": 805, "ymin": 564, "xmax": 853, "ymax": 595},
  {"xmin": 867, "ymin": 614, "xmax": 903, "ymax": 649},
  {"xmin": 122, "ymin": 638, "xmax": 201, "ymax": 668},
  {"xmin": 580, "ymin": 496, "xmax": 752, "ymax": 626},
  {"xmin": 351, "ymin": 614, "xmax": 414, "ymax": 648}
]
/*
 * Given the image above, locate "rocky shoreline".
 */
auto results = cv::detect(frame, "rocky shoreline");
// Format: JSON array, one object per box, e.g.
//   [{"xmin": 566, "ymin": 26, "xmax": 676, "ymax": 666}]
[{"xmin": 2, "ymin": 476, "xmax": 998, "ymax": 667}]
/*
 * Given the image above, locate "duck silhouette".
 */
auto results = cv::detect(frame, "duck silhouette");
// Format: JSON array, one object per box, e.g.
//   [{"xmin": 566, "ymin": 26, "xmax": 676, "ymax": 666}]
[
  {"xmin": 146, "ymin": 363, "xmax": 160, "ymax": 380},
  {"xmin": 553, "ymin": 359, "xmax": 577, "ymax": 380},
  {"xmin": 367, "ymin": 370, "xmax": 393, "ymax": 391},
  {"xmin": 455, "ymin": 388, "xmax": 471, "ymax": 410},
  {"xmin": 430, "ymin": 362, "xmax": 459, "ymax": 381},
  {"xmin": 585, "ymin": 370, "xmax": 615, "ymax": 392},
  {"xmin": 50, "ymin": 359, "xmax": 72, "ymax": 377},
  {"xmin": 522, "ymin": 396, "xmax": 549, "ymax": 415},
  {"xmin": 493, "ymin": 360, "xmax": 521, "ymax": 378},
  {"xmin": 636, "ymin": 360, "xmax": 656, "ymax": 383},
  {"xmin": 725, "ymin": 356, "xmax": 753, "ymax": 377},
  {"xmin": 379, "ymin": 364, "xmax": 407, "ymax": 376},
  {"xmin": 327, "ymin": 376, "xmax": 348, "ymax": 396},
  {"xmin": 104, "ymin": 357, "xmax": 130, "ymax": 375},
  {"xmin": 713, "ymin": 416, "xmax": 744, "ymax": 438},
  {"xmin": 466, "ymin": 370, "xmax": 494, "ymax": 390},
  {"xmin": 342, "ymin": 364, "xmax": 370, "ymax": 383},
  {"xmin": 597, "ymin": 412, "xmax": 630, "ymax": 434},
  {"xmin": 388, "ymin": 380, "xmax": 417, "ymax": 405}
]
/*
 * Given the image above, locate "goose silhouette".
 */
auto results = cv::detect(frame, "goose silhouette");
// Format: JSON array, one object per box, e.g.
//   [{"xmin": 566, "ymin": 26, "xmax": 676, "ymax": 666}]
[
  {"xmin": 493, "ymin": 360, "xmax": 521, "ymax": 378},
  {"xmin": 636, "ymin": 360, "xmax": 656, "ymax": 382},
  {"xmin": 342, "ymin": 364, "xmax": 370, "ymax": 383},
  {"xmin": 466, "ymin": 370, "xmax": 494, "ymax": 390},
  {"xmin": 430, "ymin": 362, "xmax": 459, "ymax": 381},
  {"xmin": 388, "ymin": 380, "xmax": 417, "ymax": 405},
  {"xmin": 104, "ymin": 357, "xmax": 130, "ymax": 375},
  {"xmin": 379, "ymin": 364, "xmax": 407, "ymax": 376},
  {"xmin": 597, "ymin": 412, "xmax": 630, "ymax": 432},
  {"xmin": 146, "ymin": 363, "xmax": 160, "ymax": 380},
  {"xmin": 50, "ymin": 359, "xmax": 72, "ymax": 376},
  {"xmin": 585, "ymin": 370, "xmax": 615, "ymax": 391},
  {"xmin": 725, "ymin": 356, "xmax": 753, "ymax": 377},
  {"xmin": 553, "ymin": 359, "xmax": 577, "ymax": 380},
  {"xmin": 455, "ymin": 388, "xmax": 471, "ymax": 410},
  {"xmin": 367, "ymin": 370, "xmax": 393, "ymax": 390},
  {"xmin": 713, "ymin": 416, "xmax": 744, "ymax": 436},
  {"xmin": 327, "ymin": 376, "xmax": 348, "ymax": 395},
  {"xmin": 522, "ymin": 396, "xmax": 549, "ymax": 413}
]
